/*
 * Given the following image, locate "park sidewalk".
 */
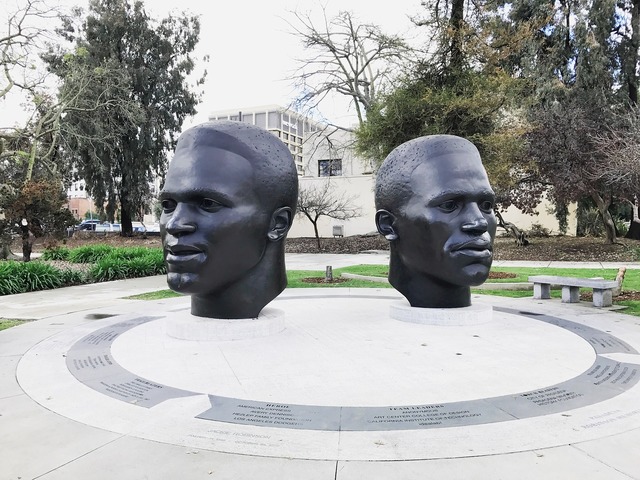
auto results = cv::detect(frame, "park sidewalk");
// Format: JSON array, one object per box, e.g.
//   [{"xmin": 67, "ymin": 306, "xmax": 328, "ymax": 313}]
[{"xmin": 1, "ymin": 252, "xmax": 639, "ymax": 320}]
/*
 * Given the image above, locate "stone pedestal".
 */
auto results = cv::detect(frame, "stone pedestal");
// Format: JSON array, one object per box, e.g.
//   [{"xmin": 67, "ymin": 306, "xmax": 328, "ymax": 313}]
[
  {"xmin": 164, "ymin": 308, "xmax": 285, "ymax": 341},
  {"xmin": 389, "ymin": 301, "xmax": 493, "ymax": 326}
]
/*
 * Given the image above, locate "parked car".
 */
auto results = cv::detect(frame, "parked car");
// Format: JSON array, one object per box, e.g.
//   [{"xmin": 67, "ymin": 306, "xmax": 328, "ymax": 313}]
[
  {"xmin": 131, "ymin": 221, "xmax": 146, "ymax": 233},
  {"xmin": 76, "ymin": 219, "xmax": 101, "ymax": 231},
  {"xmin": 145, "ymin": 223, "xmax": 160, "ymax": 236},
  {"xmin": 94, "ymin": 222, "xmax": 121, "ymax": 233}
]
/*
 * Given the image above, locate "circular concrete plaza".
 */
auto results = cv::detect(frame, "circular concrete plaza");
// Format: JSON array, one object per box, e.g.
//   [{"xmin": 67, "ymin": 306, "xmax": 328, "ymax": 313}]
[{"xmin": 12, "ymin": 288, "xmax": 640, "ymax": 478}]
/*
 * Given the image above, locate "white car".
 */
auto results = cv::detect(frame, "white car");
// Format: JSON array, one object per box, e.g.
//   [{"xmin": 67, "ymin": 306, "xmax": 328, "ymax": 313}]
[
  {"xmin": 131, "ymin": 222, "xmax": 146, "ymax": 233},
  {"xmin": 145, "ymin": 223, "xmax": 160, "ymax": 235},
  {"xmin": 94, "ymin": 223, "xmax": 121, "ymax": 232}
]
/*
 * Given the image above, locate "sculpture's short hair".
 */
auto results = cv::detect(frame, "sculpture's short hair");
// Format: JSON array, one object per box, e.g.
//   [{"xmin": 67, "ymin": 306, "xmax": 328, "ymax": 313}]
[
  {"xmin": 174, "ymin": 120, "xmax": 298, "ymax": 213},
  {"xmin": 375, "ymin": 135, "xmax": 481, "ymax": 213}
]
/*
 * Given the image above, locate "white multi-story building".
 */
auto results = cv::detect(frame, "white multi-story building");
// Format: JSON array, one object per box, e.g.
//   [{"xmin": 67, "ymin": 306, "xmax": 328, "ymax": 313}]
[{"xmin": 209, "ymin": 105, "xmax": 320, "ymax": 175}]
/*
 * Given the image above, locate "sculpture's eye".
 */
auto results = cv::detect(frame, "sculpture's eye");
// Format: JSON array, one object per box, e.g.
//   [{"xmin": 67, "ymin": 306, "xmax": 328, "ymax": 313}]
[
  {"xmin": 438, "ymin": 200, "xmax": 458, "ymax": 213},
  {"xmin": 479, "ymin": 200, "xmax": 494, "ymax": 213},
  {"xmin": 161, "ymin": 199, "xmax": 176, "ymax": 213},
  {"xmin": 200, "ymin": 198, "xmax": 222, "ymax": 212}
]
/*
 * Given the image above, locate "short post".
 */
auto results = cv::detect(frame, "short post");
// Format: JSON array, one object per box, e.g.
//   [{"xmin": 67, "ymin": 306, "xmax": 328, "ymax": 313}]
[{"xmin": 325, "ymin": 266, "xmax": 333, "ymax": 282}]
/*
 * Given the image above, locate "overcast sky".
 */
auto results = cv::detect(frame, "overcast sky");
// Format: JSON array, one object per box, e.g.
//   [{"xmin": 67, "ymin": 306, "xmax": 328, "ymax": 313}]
[{"xmin": 1, "ymin": 0, "xmax": 425, "ymax": 131}]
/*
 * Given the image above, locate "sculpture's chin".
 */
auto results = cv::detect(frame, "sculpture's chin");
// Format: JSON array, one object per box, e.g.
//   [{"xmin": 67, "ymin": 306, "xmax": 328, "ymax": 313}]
[
  {"xmin": 167, "ymin": 272, "xmax": 200, "ymax": 293},
  {"xmin": 460, "ymin": 263, "xmax": 491, "ymax": 286}
]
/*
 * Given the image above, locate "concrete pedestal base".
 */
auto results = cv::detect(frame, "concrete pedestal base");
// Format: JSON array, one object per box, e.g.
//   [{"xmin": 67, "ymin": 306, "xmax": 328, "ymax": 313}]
[
  {"xmin": 164, "ymin": 308, "xmax": 285, "ymax": 341},
  {"xmin": 389, "ymin": 301, "xmax": 493, "ymax": 326}
]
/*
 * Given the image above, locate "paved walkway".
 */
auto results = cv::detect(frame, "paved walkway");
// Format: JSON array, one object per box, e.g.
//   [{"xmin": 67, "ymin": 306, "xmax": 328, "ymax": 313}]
[{"xmin": 2, "ymin": 253, "xmax": 640, "ymax": 479}]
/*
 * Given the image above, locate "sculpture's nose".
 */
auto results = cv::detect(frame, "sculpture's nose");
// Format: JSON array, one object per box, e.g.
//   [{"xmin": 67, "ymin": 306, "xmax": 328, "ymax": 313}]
[
  {"xmin": 164, "ymin": 204, "xmax": 196, "ymax": 237},
  {"xmin": 461, "ymin": 203, "xmax": 488, "ymax": 234}
]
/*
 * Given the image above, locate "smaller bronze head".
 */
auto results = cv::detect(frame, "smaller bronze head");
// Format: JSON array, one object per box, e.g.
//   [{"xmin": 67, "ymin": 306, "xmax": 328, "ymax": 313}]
[
  {"xmin": 160, "ymin": 121, "xmax": 298, "ymax": 319},
  {"xmin": 375, "ymin": 135, "xmax": 497, "ymax": 308}
]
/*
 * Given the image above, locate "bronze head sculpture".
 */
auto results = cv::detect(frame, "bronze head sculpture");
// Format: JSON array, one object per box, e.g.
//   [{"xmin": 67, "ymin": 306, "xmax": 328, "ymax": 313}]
[
  {"xmin": 375, "ymin": 135, "xmax": 497, "ymax": 308},
  {"xmin": 159, "ymin": 121, "xmax": 298, "ymax": 319}
]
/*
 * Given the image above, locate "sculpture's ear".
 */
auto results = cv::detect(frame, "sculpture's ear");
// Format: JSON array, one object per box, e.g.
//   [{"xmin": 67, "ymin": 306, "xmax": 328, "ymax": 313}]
[
  {"xmin": 267, "ymin": 206, "xmax": 293, "ymax": 241},
  {"xmin": 375, "ymin": 209, "xmax": 398, "ymax": 241}
]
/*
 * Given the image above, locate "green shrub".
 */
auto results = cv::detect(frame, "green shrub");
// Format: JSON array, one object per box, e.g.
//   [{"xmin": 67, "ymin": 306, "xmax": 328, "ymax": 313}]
[
  {"xmin": 89, "ymin": 257, "xmax": 130, "ymax": 282},
  {"xmin": 41, "ymin": 246, "xmax": 71, "ymax": 261},
  {"xmin": 68, "ymin": 244, "xmax": 114, "ymax": 263},
  {"xmin": 577, "ymin": 208, "xmax": 605, "ymax": 237},
  {"xmin": 88, "ymin": 248, "xmax": 165, "ymax": 282},
  {"xmin": 527, "ymin": 223, "xmax": 551, "ymax": 238},
  {"xmin": 18, "ymin": 262, "xmax": 64, "ymax": 291},
  {"xmin": 615, "ymin": 218, "xmax": 629, "ymax": 237},
  {"xmin": 59, "ymin": 269, "xmax": 86, "ymax": 286},
  {"xmin": 0, "ymin": 261, "xmax": 24, "ymax": 295},
  {"xmin": 0, "ymin": 261, "xmax": 74, "ymax": 295},
  {"xmin": 1, "ymin": 246, "xmax": 165, "ymax": 294}
]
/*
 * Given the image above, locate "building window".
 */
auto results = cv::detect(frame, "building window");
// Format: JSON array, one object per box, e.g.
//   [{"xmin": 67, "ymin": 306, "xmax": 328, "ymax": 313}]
[
  {"xmin": 318, "ymin": 159, "xmax": 342, "ymax": 177},
  {"xmin": 268, "ymin": 111, "xmax": 281, "ymax": 129}
]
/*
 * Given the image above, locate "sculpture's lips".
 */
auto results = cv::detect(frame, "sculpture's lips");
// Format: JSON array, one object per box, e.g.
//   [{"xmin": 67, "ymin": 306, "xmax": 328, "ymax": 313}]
[
  {"xmin": 451, "ymin": 240, "xmax": 493, "ymax": 258},
  {"xmin": 165, "ymin": 245, "xmax": 204, "ymax": 263}
]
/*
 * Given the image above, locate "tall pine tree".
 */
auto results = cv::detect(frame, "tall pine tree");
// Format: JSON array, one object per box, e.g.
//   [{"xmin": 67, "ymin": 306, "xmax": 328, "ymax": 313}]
[{"xmin": 46, "ymin": 0, "xmax": 205, "ymax": 234}]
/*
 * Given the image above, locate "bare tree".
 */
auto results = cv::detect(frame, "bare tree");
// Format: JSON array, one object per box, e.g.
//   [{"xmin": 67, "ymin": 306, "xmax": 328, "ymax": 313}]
[
  {"xmin": 0, "ymin": 43, "xmax": 142, "ymax": 260},
  {"xmin": 591, "ymin": 107, "xmax": 640, "ymax": 240},
  {"xmin": 1, "ymin": 52, "xmax": 143, "ymax": 183},
  {"xmin": 296, "ymin": 179, "xmax": 361, "ymax": 250},
  {"xmin": 1, "ymin": 0, "xmax": 60, "ymax": 102},
  {"xmin": 287, "ymin": 8, "xmax": 414, "ymax": 130}
]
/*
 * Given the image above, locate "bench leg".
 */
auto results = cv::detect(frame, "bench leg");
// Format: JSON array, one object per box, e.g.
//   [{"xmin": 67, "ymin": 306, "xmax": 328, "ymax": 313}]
[
  {"xmin": 593, "ymin": 289, "xmax": 612, "ymax": 307},
  {"xmin": 533, "ymin": 283, "xmax": 551, "ymax": 299},
  {"xmin": 562, "ymin": 286, "xmax": 580, "ymax": 303}
]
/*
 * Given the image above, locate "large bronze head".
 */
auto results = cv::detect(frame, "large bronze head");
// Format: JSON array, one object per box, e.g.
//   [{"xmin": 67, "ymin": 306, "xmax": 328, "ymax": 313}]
[
  {"xmin": 160, "ymin": 121, "xmax": 298, "ymax": 318},
  {"xmin": 375, "ymin": 135, "xmax": 497, "ymax": 308}
]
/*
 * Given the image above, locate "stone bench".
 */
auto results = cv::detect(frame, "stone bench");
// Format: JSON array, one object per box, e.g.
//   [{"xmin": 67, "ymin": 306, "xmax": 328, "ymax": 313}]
[{"xmin": 528, "ymin": 275, "xmax": 619, "ymax": 307}]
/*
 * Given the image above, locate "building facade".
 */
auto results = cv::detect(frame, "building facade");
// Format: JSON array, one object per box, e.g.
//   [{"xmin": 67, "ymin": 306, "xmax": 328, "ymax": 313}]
[
  {"xmin": 290, "ymin": 128, "xmax": 577, "ymax": 239},
  {"xmin": 209, "ymin": 105, "xmax": 576, "ymax": 239},
  {"xmin": 209, "ymin": 105, "xmax": 320, "ymax": 175}
]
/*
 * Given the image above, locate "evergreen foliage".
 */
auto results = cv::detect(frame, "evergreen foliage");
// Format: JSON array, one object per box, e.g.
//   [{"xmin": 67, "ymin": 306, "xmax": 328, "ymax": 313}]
[{"xmin": 44, "ymin": 0, "xmax": 206, "ymax": 235}]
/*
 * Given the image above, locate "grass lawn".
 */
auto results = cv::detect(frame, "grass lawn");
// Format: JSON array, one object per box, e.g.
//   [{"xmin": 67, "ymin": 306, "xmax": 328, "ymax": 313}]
[
  {"xmin": 121, "ymin": 264, "xmax": 640, "ymax": 317},
  {"xmin": 126, "ymin": 290, "xmax": 184, "ymax": 300},
  {"xmin": 316, "ymin": 265, "xmax": 640, "ymax": 316},
  {"xmin": 0, "ymin": 319, "xmax": 28, "ymax": 331}
]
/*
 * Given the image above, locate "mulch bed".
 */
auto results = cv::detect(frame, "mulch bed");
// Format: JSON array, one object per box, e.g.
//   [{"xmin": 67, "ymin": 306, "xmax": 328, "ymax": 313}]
[
  {"xmin": 581, "ymin": 290, "xmax": 640, "ymax": 301},
  {"xmin": 301, "ymin": 277, "xmax": 349, "ymax": 284},
  {"xmin": 488, "ymin": 271, "xmax": 517, "ymax": 279}
]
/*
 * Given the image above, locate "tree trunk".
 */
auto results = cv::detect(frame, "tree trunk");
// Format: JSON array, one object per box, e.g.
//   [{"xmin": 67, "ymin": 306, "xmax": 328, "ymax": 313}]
[
  {"xmin": 592, "ymin": 193, "xmax": 617, "ymax": 244},
  {"xmin": 450, "ymin": 0, "xmax": 465, "ymax": 72},
  {"xmin": 120, "ymin": 198, "xmax": 133, "ymax": 236},
  {"xmin": 627, "ymin": 220, "xmax": 640, "ymax": 240},
  {"xmin": 494, "ymin": 210, "xmax": 529, "ymax": 246},
  {"xmin": 627, "ymin": 196, "xmax": 640, "ymax": 240},
  {"xmin": 312, "ymin": 221, "xmax": 321, "ymax": 250},
  {"xmin": 20, "ymin": 224, "xmax": 33, "ymax": 262},
  {"xmin": 626, "ymin": 0, "xmax": 640, "ymax": 105},
  {"xmin": 0, "ymin": 243, "xmax": 13, "ymax": 260}
]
